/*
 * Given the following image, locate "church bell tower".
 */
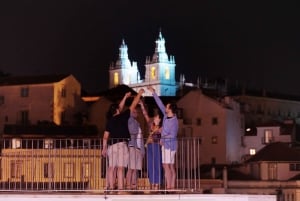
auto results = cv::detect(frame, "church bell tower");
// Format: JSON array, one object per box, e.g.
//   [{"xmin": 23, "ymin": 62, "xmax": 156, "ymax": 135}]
[{"xmin": 143, "ymin": 31, "xmax": 177, "ymax": 96}]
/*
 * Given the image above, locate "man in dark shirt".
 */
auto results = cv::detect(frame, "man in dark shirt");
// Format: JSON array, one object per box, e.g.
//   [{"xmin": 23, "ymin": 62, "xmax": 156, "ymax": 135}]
[{"xmin": 102, "ymin": 89, "xmax": 144, "ymax": 191}]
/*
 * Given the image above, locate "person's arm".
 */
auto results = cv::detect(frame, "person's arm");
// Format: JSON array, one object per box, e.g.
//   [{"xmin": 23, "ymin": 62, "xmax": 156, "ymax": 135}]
[
  {"xmin": 129, "ymin": 89, "xmax": 145, "ymax": 112},
  {"xmin": 139, "ymin": 100, "xmax": 150, "ymax": 123},
  {"xmin": 101, "ymin": 131, "xmax": 110, "ymax": 157},
  {"xmin": 147, "ymin": 86, "xmax": 165, "ymax": 113},
  {"xmin": 119, "ymin": 92, "xmax": 131, "ymax": 112}
]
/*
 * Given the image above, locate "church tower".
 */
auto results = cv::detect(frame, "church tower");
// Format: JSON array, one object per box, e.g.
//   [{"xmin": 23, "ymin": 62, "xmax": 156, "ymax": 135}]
[
  {"xmin": 108, "ymin": 31, "xmax": 177, "ymax": 96},
  {"xmin": 108, "ymin": 39, "xmax": 140, "ymax": 88},
  {"xmin": 143, "ymin": 31, "xmax": 177, "ymax": 96}
]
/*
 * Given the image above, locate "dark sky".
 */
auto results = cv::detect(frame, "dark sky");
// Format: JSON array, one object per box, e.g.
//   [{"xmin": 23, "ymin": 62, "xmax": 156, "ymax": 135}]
[{"xmin": 1, "ymin": 0, "xmax": 300, "ymax": 95}]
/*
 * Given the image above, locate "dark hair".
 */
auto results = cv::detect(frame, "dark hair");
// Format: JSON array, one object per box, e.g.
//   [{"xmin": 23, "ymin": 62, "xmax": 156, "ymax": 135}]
[
  {"xmin": 168, "ymin": 102, "xmax": 178, "ymax": 114},
  {"xmin": 106, "ymin": 103, "xmax": 119, "ymax": 120},
  {"xmin": 156, "ymin": 110, "xmax": 164, "ymax": 127}
]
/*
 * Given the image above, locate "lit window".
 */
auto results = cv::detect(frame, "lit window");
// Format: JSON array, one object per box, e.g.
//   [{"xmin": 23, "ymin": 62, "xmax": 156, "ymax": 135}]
[
  {"xmin": 264, "ymin": 129, "xmax": 273, "ymax": 143},
  {"xmin": 151, "ymin": 67, "xmax": 156, "ymax": 79},
  {"xmin": 12, "ymin": 138, "xmax": 21, "ymax": 149},
  {"xmin": 249, "ymin": 148, "xmax": 256, "ymax": 155},
  {"xmin": 165, "ymin": 67, "xmax": 170, "ymax": 79},
  {"xmin": 44, "ymin": 139, "xmax": 54, "ymax": 149},
  {"xmin": 64, "ymin": 163, "xmax": 74, "ymax": 178},
  {"xmin": 114, "ymin": 72, "xmax": 119, "ymax": 86}
]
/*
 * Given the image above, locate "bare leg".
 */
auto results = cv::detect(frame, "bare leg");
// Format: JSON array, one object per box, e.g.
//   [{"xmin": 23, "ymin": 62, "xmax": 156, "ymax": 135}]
[
  {"xmin": 117, "ymin": 167, "xmax": 124, "ymax": 190},
  {"xmin": 107, "ymin": 166, "xmax": 115, "ymax": 189},
  {"xmin": 163, "ymin": 163, "xmax": 171, "ymax": 189},
  {"xmin": 131, "ymin": 169, "xmax": 137, "ymax": 189},
  {"xmin": 126, "ymin": 169, "xmax": 132, "ymax": 189},
  {"xmin": 126, "ymin": 169, "xmax": 137, "ymax": 189},
  {"xmin": 170, "ymin": 164, "xmax": 176, "ymax": 189}
]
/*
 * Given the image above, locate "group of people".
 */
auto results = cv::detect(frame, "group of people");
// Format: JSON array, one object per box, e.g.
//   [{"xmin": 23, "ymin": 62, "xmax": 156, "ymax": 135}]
[{"xmin": 101, "ymin": 86, "xmax": 178, "ymax": 193}]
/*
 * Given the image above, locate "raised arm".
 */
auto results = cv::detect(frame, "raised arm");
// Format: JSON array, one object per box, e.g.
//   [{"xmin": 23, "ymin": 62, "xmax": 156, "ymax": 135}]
[
  {"xmin": 129, "ymin": 89, "xmax": 145, "ymax": 112},
  {"xmin": 118, "ymin": 92, "xmax": 131, "ymax": 112},
  {"xmin": 139, "ymin": 100, "xmax": 150, "ymax": 123},
  {"xmin": 147, "ymin": 86, "xmax": 166, "ymax": 114}
]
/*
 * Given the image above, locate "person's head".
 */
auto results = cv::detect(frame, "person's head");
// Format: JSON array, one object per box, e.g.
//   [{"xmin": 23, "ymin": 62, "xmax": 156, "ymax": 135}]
[
  {"xmin": 106, "ymin": 103, "xmax": 120, "ymax": 120},
  {"xmin": 153, "ymin": 111, "xmax": 163, "ymax": 127},
  {"xmin": 165, "ymin": 102, "xmax": 177, "ymax": 117}
]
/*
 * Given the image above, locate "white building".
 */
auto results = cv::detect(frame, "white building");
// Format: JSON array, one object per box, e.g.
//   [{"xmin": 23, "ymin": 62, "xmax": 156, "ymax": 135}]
[
  {"xmin": 109, "ymin": 31, "xmax": 177, "ymax": 96},
  {"xmin": 241, "ymin": 121, "xmax": 293, "ymax": 161}
]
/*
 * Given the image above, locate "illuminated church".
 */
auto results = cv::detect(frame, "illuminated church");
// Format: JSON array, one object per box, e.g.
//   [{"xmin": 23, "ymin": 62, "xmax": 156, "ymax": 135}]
[{"xmin": 108, "ymin": 31, "xmax": 177, "ymax": 96}]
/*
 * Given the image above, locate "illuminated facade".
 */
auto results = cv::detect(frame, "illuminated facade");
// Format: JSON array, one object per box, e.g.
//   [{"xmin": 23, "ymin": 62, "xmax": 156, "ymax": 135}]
[
  {"xmin": 108, "ymin": 40, "xmax": 140, "ymax": 89},
  {"xmin": 0, "ymin": 74, "xmax": 86, "ymax": 131},
  {"xmin": 109, "ymin": 31, "xmax": 177, "ymax": 96}
]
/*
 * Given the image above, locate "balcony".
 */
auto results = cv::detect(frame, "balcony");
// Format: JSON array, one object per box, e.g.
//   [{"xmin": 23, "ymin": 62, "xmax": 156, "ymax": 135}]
[{"xmin": 0, "ymin": 138, "xmax": 204, "ymax": 193}]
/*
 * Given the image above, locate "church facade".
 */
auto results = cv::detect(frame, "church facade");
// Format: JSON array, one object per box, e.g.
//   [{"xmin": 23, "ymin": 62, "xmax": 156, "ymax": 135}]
[{"xmin": 108, "ymin": 31, "xmax": 178, "ymax": 96}]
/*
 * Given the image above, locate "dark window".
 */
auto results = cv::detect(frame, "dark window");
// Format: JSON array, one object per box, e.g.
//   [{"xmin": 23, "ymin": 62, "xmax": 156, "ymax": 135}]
[
  {"xmin": 20, "ymin": 87, "xmax": 29, "ymax": 97},
  {"xmin": 177, "ymin": 108, "xmax": 183, "ymax": 119},
  {"xmin": 183, "ymin": 118, "xmax": 192, "ymax": 125},
  {"xmin": 20, "ymin": 110, "xmax": 29, "ymax": 125},
  {"xmin": 212, "ymin": 117, "xmax": 218, "ymax": 125},
  {"xmin": 44, "ymin": 163, "xmax": 54, "ymax": 178},
  {"xmin": 61, "ymin": 88, "xmax": 66, "ymax": 97},
  {"xmin": 290, "ymin": 163, "xmax": 300, "ymax": 171},
  {"xmin": 0, "ymin": 96, "xmax": 4, "ymax": 105}
]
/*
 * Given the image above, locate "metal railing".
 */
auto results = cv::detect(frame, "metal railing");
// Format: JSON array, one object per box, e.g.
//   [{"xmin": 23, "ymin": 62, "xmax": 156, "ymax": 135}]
[{"xmin": 0, "ymin": 138, "xmax": 201, "ymax": 193}]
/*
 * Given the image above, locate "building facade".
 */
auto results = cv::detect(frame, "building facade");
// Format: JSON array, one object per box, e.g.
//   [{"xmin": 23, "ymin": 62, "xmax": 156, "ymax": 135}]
[
  {"xmin": 0, "ymin": 74, "xmax": 86, "ymax": 133},
  {"xmin": 108, "ymin": 31, "xmax": 177, "ymax": 96},
  {"xmin": 176, "ymin": 89, "xmax": 243, "ymax": 164}
]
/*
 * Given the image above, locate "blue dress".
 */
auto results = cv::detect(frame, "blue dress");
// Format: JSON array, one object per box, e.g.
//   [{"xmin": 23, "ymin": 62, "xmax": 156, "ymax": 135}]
[{"xmin": 146, "ymin": 129, "xmax": 162, "ymax": 185}]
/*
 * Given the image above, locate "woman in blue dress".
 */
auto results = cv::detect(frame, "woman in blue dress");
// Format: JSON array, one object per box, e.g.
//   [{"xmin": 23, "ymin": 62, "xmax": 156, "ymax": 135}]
[{"xmin": 140, "ymin": 101, "xmax": 163, "ymax": 190}]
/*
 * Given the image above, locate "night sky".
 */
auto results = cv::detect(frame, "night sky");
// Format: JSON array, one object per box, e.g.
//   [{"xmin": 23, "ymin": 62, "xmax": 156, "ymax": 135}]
[{"xmin": 1, "ymin": 0, "xmax": 300, "ymax": 95}]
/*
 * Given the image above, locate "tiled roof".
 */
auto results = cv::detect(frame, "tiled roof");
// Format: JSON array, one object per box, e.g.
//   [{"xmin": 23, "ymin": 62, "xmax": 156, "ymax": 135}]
[
  {"xmin": 0, "ymin": 74, "xmax": 69, "ymax": 86},
  {"xmin": 246, "ymin": 142, "xmax": 300, "ymax": 162}
]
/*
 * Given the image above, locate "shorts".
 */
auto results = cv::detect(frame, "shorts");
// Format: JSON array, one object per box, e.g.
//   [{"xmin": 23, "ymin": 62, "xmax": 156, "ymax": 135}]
[
  {"xmin": 107, "ymin": 142, "xmax": 129, "ymax": 167},
  {"xmin": 161, "ymin": 146, "xmax": 176, "ymax": 164},
  {"xmin": 128, "ymin": 146, "xmax": 143, "ymax": 170}
]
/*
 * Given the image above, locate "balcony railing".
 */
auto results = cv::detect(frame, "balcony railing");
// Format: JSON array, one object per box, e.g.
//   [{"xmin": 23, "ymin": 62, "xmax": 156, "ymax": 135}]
[{"xmin": 0, "ymin": 138, "xmax": 202, "ymax": 193}]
